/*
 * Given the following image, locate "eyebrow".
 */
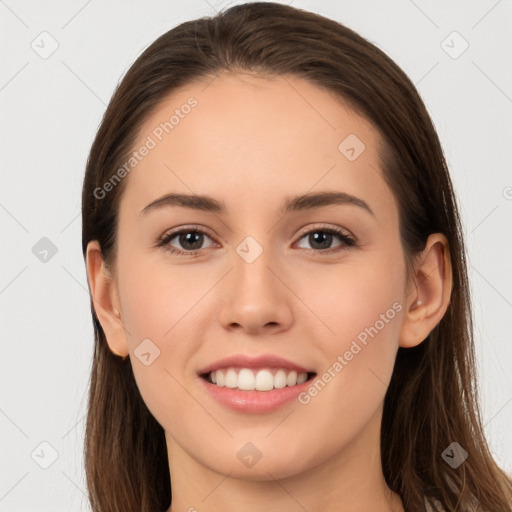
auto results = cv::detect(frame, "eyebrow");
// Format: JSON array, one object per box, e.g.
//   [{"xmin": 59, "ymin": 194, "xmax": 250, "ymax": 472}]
[{"xmin": 139, "ymin": 191, "xmax": 375, "ymax": 218}]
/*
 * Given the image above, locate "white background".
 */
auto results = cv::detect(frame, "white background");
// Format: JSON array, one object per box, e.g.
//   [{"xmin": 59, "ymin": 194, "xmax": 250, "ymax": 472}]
[{"xmin": 1, "ymin": 1, "xmax": 511, "ymax": 510}]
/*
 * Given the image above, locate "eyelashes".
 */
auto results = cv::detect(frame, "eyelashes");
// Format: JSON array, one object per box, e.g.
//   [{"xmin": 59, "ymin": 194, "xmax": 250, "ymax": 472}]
[
  {"xmin": 155, "ymin": 224, "xmax": 357, "ymax": 257},
  {"xmin": 157, "ymin": 228, "xmax": 215, "ymax": 255}
]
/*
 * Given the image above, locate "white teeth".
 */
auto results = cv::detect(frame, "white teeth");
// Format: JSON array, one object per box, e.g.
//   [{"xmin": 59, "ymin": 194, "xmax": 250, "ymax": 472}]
[
  {"xmin": 238, "ymin": 368, "xmax": 255, "ymax": 390},
  {"xmin": 274, "ymin": 369, "xmax": 287, "ymax": 389},
  {"xmin": 297, "ymin": 372, "xmax": 308, "ymax": 384},
  {"xmin": 215, "ymin": 370, "xmax": 225, "ymax": 387},
  {"xmin": 225, "ymin": 369, "xmax": 238, "ymax": 388},
  {"xmin": 207, "ymin": 367, "xmax": 309, "ymax": 391},
  {"xmin": 286, "ymin": 371, "xmax": 297, "ymax": 387},
  {"xmin": 255, "ymin": 369, "xmax": 274, "ymax": 391}
]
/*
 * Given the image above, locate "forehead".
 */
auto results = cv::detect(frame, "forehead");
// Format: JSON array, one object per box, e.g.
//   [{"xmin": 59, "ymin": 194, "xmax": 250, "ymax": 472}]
[
  {"xmin": 136, "ymin": 70, "xmax": 377, "ymax": 150},
  {"xmin": 120, "ymin": 72, "xmax": 394, "ymax": 222}
]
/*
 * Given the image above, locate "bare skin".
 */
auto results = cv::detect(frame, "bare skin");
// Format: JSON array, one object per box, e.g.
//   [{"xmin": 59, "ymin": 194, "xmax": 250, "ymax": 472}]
[{"xmin": 86, "ymin": 71, "xmax": 452, "ymax": 512}]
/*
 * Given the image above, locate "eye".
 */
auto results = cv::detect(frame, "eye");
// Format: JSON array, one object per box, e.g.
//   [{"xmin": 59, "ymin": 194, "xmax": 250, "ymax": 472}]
[
  {"xmin": 156, "ymin": 225, "xmax": 356, "ymax": 256},
  {"xmin": 295, "ymin": 226, "xmax": 356, "ymax": 253},
  {"xmin": 157, "ymin": 227, "xmax": 216, "ymax": 255}
]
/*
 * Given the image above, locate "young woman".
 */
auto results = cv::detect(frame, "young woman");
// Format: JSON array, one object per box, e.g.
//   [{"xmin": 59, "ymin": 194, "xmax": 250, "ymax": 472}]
[{"xmin": 81, "ymin": 3, "xmax": 512, "ymax": 511}]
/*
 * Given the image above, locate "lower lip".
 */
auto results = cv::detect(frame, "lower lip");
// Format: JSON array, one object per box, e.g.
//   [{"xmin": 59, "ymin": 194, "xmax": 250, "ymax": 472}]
[{"xmin": 199, "ymin": 375, "xmax": 314, "ymax": 413}]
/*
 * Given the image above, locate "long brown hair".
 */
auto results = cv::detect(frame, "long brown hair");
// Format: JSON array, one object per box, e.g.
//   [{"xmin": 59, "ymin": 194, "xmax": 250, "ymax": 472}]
[{"xmin": 81, "ymin": 3, "xmax": 512, "ymax": 511}]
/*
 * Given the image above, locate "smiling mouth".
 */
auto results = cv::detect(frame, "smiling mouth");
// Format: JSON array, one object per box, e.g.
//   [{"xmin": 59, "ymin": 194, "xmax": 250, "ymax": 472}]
[{"xmin": 201, "ymin": 367, "xmax": 317, "ymax": 391}]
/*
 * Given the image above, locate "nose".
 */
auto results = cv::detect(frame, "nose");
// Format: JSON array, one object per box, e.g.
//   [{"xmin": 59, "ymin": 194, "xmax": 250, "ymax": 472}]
[{"xmin": 218, "ymin": 241, "xmax": 294, "ymax": 335}]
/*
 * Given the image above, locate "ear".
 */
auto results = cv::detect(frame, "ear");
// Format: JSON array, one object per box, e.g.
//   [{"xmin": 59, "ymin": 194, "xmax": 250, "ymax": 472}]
[
  {"xmin": 399, "ymin": 233, "xmax": 453, "ymax": 348},
  {"xmin": 85, "ymin": 240, "xmax": 130, "ymax": 357}
]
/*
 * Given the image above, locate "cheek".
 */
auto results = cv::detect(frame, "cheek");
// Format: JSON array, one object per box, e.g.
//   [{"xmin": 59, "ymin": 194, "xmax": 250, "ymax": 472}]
[
  {"xmin": 116, "ymin": 252, "xmax": 214, "ymax": 423},
  {"xmin": 293, "ymin": 251, "xmax": 404, "ymax": 405},
  {"xmin": 338, "ymin": 267, "xmax": 403, "ymax": 357},
  {"xmin": 295, "ymin": 251, "xmax": 404, "ymax": 348},
  {"xmin": 118, "ymin": 250, "xmax": 207, "ymax": 341}
]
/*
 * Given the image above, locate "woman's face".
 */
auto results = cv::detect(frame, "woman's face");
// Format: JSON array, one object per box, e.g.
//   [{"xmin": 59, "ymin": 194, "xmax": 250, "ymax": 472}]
[{"xmin": 105, "ymin": 72, "xmax": 411, "ymax": 479}]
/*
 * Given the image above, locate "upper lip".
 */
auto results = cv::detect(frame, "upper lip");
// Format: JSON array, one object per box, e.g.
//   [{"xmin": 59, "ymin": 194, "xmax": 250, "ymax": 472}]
[{"xmin": 198, "ymin": 354, "xmax": 314, "ymax": 375}]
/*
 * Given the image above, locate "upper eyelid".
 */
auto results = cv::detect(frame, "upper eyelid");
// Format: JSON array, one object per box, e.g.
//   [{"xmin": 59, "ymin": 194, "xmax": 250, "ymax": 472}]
[
  {"xmin": 295, "ymin": 223, "xmax": 352, "ymax": 238},
  {"xmin": 162, "ymin": 224, "xmax": 218, "ymax": 242}
]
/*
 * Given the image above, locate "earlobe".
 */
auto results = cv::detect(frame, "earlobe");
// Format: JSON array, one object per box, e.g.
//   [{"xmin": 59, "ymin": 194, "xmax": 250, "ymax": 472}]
[
  {"xmin": 85, "ymin": 240, "xmax": 130, "ymax": 358},
  {"xmin": 399, "ymin": 233, "xmax": 453, "ymax": 349}
]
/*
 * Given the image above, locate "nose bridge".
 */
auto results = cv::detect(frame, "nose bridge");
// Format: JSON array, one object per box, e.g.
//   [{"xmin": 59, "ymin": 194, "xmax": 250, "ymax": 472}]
[
  {"xmin": 232, "ymin": 234, "xmax": 276, "ymax": 296},
  {"xmin": 218, "ymin": 233, "xmax": 293, "ymax": 332}
]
